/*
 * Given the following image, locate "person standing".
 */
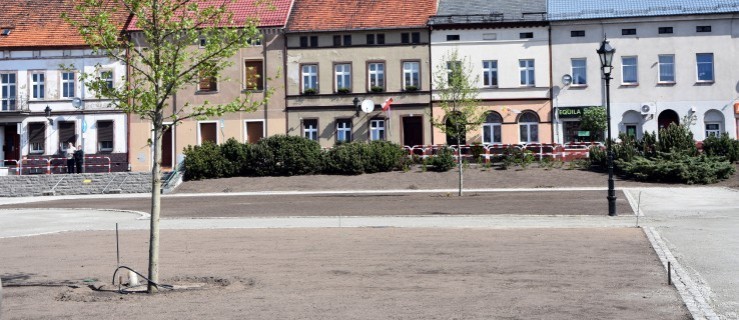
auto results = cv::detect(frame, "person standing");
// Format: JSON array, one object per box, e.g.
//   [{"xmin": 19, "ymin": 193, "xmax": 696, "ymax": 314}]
[
  {"xmin": 74, "ymin": 145, "xmax": 84, "ymax": 174},
  {"xmin": 65, "ymin": 142, "xmax": 75, "ymax": 174}
]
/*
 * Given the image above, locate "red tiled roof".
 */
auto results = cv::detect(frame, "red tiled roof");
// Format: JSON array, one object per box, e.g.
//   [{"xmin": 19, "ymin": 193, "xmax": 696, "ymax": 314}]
[
  {"xmin": 0, "ymin": 0, "xmax": 129, "ymax": 48},
  {"xmin": 126, "ymin": 0, "xmax": 294, "ymax": 31},
  {"xmin": 287, "ymin": 0, "xmax": 437, "ymax": 32}
]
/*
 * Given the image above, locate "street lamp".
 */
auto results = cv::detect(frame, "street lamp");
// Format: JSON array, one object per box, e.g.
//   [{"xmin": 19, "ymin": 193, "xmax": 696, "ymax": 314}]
[
  {"xmin": 72, "ymin": 97, "xmax": 84, "ymax": 173},
  {"xmin": 596, "ymin": 37, "xmax": 617, "ymax": 216},
  {"xmin": 353, "ymin": 97, "xmax": 361, "ymax": 117},
  {"xmin": 44, "ymin": 105, "xmax": 53, "ymax": 125}
]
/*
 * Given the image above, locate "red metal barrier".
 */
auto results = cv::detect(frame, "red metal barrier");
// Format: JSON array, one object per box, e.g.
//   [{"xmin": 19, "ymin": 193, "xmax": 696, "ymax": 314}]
[{"xmin": 20, "ymin": 156, "xmax": 111, "ymax": 174}]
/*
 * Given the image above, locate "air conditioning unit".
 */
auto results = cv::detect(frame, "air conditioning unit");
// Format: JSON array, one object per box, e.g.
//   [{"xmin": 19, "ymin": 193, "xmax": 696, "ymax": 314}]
[{"xmin": 640, "ymin": 103, "xmax": 656, "ymax": 116}]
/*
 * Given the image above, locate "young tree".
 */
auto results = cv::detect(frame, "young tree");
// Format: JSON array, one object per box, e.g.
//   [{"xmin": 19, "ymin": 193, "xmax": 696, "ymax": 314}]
[
  {"xmin": 580, "ymin": 106, "xmax": 606, "ymax": 142},
  {"xmin": 65, "ymin": 0, "xmax": 272, "ymax": 293},
  {"xmin": 430, "ymin": 50, "xmax": 483, "ymax": 196}
]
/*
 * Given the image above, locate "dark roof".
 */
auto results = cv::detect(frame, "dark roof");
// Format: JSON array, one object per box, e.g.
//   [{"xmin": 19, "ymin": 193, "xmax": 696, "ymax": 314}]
[
  {"xmin": 429, "ymin": 0, "xmax": 546, "ymax": 25},
  {"xmin": 287, "ymin": 0, "xmax": 437, "ymax": 32}
]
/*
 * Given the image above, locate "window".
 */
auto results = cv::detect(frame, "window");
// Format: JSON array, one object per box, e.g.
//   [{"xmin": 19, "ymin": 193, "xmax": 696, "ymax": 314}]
[
  {"xmin": 97, "ymin": 120, "xmax": 114, "ymax": 151},
  {"xmin": 199, "ymin": 122, "xmax": 217, "ymax": 144},
  {"xmin": 696, "ymin": 26, "xmax": 711, "ymax": 33},
  {"xmin": 366, "ymin": 34, "xmax": 375, "ymax": 45},
  {"xmin": 570, "ymin": 30, "xmax": 585, "ymax": 37},
  {"xmin": 571, "ymin": 59, "xmax": 587, "ymax": 85},
  {"xmin": 519, "ymin": 32, "xmax": 534, "ymax": 39},
  {"xmin": 61, "ymin": 72, "xmax": 76, "ymax": 98},
  {"xmin": 245, "ymin": 121, "xmax": 264, "ymax": 144},
  {"xmin": 518, "ymin": 112, "xmax": 539, "ymax": 143},
  {"xmin": 482, "ymin": 112, "xmax": 502, "ymax": 144},
  {"xmin": 32, "ymin": 50, "xmax": 41, "ymax": 58},
  {"xmin": 369, "ymin": 119, "xmax": 385, "ymax": 141},
  {"xmin": 63, "ymin": 50, "xmax": 72, "ymax": 56},
  {"xmin": 335, "ymin": 64, "xmax": 351, "ymax": 92},
  {"xmin": 333, "ymin": 35, "xmax": 351, "ymax": 46},
  {"xmin": 401, "ymin": 33, "xmax": 409, "ymax": 44},
  {"xmin": 302, "ymin": 64, "xmax": 318, "ymax": 92},
  {"xmin": 198, "ymin": 37, "xmax": 207, "ymax": 48},
  {"xmin": 658, "ymin": 27, "xmax": 673, "ymax": 34},
  {"xmin": 446, "ymin": 61, "xmax": 461, "ymax": 86},
  {"xmin": 376, "ymin": 34, "xmax": 385, "ymax": 44},
  {"xmin": 621, "ymin": 57, "xmax": 638, "ymax": 84},
  {"xmin": 519, "ymin": 59, "xmax": 535, "ymax": 86},
  {"xmin": 411, "ymin": 32, "xmax": 420, "ymax": 43},
  {"xmin": 28, "ymin": 122, "xmax": 46, "ymax": 154},
  {"xmin": 446, "ymin": 34, "xmax": 460, "ymax": 41},
  {"xmin": 366, "ymin": 34, "xmax": 385, "ymax": 45},
  {"xmin": 299, "ymin": 36, "xmax": 318, "ymax": 48},
  {"xmin": 402, "ymin": 61, "xmax": 420, "ymax": 90},
  {"xmin": 658, "ymin": 55, "xmax": 675, "ymax": 83},
  {"xmin": 625, "ymin": 124, "xmax": 637, "ymax": 138},
  {"xmin": 401, "ymin": 32, "xmax": 421, "ymax": 44},
  {"xmin": 198, "ymin": 70, "xmax": 217, "ymax": 92},
  {"xmin": 705, "ymin": 123, "xmax": 721, "ymax": 137},
  {"xmin": 336, "ymin": 119, "xmax": 352, "ymax": 142},
  {"xmin": 622, "ymin": 28, "xmax": 637, "ymax": 35},
  {"xmin": 482, "ymin": 33, "xmax": 497, "ymax": 40},
  {"xmin": 482, "ymin": 60, "xmax": 498, "ymax": 87},
  {"xmin": 368, "ymin": 62, "xmax": 385, "ymax": 91},
  {"xmin": 302, "ymin": 119, "xmax": 318, "ymax": 141},
  {"xmin": 696, "ymin": 53, "xmax": 714, "ymax": 82},
  {"xmin": 58, "ymin": 121, "xmax": 76, "ymax": 150},
  {"xmin": 100, "ymin": 70, "xmax": 113, "ymax": 89},
  {"xmin": 244, "ymin": 60, "xmax": 264, "ymax": 90},
  {"xmin": 1, "ymin": 73, "xmax": 16, "ymax": 111},
  {"xmin": 30, "ymin": 72, "xmax": 45, "ymax": 99},
  {"xmin": 248, "ymin": 36, "xmax": 262, "ymax": 46}
]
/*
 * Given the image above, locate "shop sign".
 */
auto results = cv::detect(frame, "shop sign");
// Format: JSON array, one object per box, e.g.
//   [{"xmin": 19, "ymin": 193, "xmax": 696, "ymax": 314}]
[
  {"xmin": 577, "ymin": 131, "xmax": 590, "ymax": 137},
  {"xmin": 557, "ymin": 107, "xmax": 588, "ymax": 119}
]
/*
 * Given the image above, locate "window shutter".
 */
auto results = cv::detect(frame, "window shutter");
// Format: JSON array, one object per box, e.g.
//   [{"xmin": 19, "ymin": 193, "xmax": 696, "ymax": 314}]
[
  {"xmin": 29, "ymin": 122, "xmax": 45, "ymax": 145},
  {"xmin": 58, "ymin": 121, "xmax": 76, "ymax": 145},
  {"xmin": 97, "ymin": 121, "xmax": 114, "ymax": 142},
  {"xmin": 245, "ymin": 61, "xmax": 264, "ymax": 90}
]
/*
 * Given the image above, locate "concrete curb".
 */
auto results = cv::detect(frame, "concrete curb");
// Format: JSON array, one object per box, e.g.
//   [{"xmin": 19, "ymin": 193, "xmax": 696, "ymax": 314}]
[{"xmin": 643, "ymin": 227, "xmax": 719, "ymax": 320}]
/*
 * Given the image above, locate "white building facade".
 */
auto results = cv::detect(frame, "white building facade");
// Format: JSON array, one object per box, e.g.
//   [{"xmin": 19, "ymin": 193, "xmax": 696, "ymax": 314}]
[{"xmin": 549, "ymin": 2, "xmax": 739, "ymax": 143}]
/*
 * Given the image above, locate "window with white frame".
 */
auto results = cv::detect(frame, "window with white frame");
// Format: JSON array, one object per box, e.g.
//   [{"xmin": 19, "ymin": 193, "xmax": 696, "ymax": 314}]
[
  {"xmin": 696, "ymin": 53, "xmax": 714, "ymax": 82},
  {"xmin": 705, "ymin": 123, "xmax": 720, "ymax": 137},
  {"xmin": 368, "ymin": 62, "xmax": 385, "ymax": 91},
  {"xmin": 28, "ymin": 122, "xmax": 45, "ymax": 154},
  {"xmin": 61, "ymin": 71, "xmax": 76, "ymax": 98},
  {"xmin": 658, "ymin": 55, "xmax": 675, "ymax": 83},
  {"xmin": 621, "ymin": 56, "xmax": 638, "ymax": 84},
  {"xmin": 97, "ymin": 120, "xmax": 114, "ymax": 152},
  {"xmin": 100, "ymin": 70, "xmax": 113, "ymax": 89},
  {"xmin": 302, "ymin": 64, "xmax": 318, "ymax": 93},
  {"xmin": 334, "ymin": 64, "xmax": 351, "ymax": 92},
  {"xmin": 519, "ymin": 59, "xmax": 535, "ymax": 86},
  {"xmin": 446, "ymin": 61, "xmax": 461, "ymax": 86},
  {"xmin": 1, "ymin": 73, "xmax": 16, "ymax": 111},
  {"xmin": 482, "ymin": 112, "xmax": 502, "ymax": 144},
  {"xmin": 30, "ymin": 72, "xmax": 45, "ymax": 100},
  {"xmin": 336, "ymin": 119, "xmax": 352, "ymax": 142},
  {"xmin": 402, "ymin": 61, "xmax": 420, "ymax": 90},
  {"xmin": 303, "ymin": 119, "xmax": 318, "ymax": 141},
  {"xmin": 571, "ymin": 58, "xmax": 586, "ymax": 85},
  {"xmin": 482, "ymin": 60, "xmax": 498, "ymax": 87},
  {"xmin": 369, "ymin": 119, "xmax": 385, "ymax": 141},
  {"xmin": 519, "ymin": 111, "xmax": 539, "ymax": 143}
]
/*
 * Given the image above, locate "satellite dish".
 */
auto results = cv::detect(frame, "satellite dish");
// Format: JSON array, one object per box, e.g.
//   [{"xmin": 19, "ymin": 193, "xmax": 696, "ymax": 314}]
[
  {"xmin": 361, "ymin": 99, "xmax": 375, "ymax": 113},
  {"xmin": 561, "ymin": 74, "xmax": 572, "ymax": 86},
  {"xmin": 72, "ymin": 97, "xmax": 82, "ymax": 109}
]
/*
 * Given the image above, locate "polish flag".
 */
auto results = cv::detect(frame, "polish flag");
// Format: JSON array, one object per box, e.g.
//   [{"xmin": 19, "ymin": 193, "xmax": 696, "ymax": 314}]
[{"xmin": 382, "ymin": 97, "xmax": 394, "ymax": 112}]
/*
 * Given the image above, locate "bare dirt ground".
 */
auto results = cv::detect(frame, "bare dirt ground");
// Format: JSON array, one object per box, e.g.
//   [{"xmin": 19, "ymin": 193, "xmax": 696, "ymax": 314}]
[
  {"xmin": 174, "ymin": 164, "xmax": 739, "ymax": 194},
  {"xmin": 1, "ymin": 228, "xmax": 689, "ymax": 320}
]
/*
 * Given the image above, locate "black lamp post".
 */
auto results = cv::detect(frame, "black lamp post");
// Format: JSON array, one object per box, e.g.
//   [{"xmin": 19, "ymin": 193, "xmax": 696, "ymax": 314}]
[
  {"xmin": 44, "ymin": 105, "xmax": 53, "ymax": 125},
  {"xmin": 597, "ymin": 37, "xmax": 617, "ymax": 216},
  {"xmin": 353, "ymin": 97, "xmax": 361, "ymax": 117}
]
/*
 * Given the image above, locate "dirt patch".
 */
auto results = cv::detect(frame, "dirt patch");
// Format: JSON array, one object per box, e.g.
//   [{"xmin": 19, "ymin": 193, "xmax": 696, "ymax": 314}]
[{"xmin": 1, "ymin": 228, "xmax": 690, "ymax": 319}]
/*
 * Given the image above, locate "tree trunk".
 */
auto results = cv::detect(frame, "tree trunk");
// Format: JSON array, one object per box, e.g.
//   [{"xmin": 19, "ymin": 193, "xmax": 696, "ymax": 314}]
[
  {"xmin": 457, "ymin": 133, "xmax": 463, "ymax": 197},
  {"xmin": 147, "ymin": 119, "xmax": 163, "ymax": 294}
]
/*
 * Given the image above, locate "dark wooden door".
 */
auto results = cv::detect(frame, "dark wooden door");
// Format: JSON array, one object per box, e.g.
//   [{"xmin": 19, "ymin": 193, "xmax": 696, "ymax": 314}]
[
  {"xmin": 402, "ymin": 116, "xmax": 423, "ymax": 147},
  {"xmin": 161, "ymin": 126, "xmax": 173, "ymax": 168}
]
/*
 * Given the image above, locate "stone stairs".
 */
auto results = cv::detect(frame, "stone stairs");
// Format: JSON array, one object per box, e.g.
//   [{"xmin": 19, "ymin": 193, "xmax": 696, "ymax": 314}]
[{"xmin": 0, "ymin": 172, "xmax": 152, "ymax": 197}]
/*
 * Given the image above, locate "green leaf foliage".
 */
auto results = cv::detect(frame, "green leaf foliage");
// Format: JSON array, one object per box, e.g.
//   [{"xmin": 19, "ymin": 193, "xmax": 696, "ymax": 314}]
[
  {"xmin": 580, "ymin": 107, "xmax": 606, "ymax": 141},
  {"xmin": 702, "ymin": 132, "xmax": 739, "ymax": 163},
  {"xmin": 617, "ymin": 153, "xmax": 735, "ymax": 184},
  {"xmin": 182, "ymin": 141, "xmax": 229, "ymax": 181},
  {"xmin": 251, "ymin": 135, "xmax": 323, "ymax": 176},
  {"xmin": 428, "ymin": 147, "xmax": 456, "ymax": 172}
]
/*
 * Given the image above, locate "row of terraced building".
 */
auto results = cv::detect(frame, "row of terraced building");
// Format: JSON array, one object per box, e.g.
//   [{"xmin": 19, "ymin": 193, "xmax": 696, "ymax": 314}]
[{"xmin": 1, "ymin": 0, "xmax": 738, "ymax": 173}]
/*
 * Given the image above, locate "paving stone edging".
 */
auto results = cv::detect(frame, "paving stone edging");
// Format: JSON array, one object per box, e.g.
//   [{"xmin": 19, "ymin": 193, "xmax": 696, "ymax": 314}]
[
  {"xmin": 0, "ymin": 173, "xmax": 152, "ymax": 197},
  {"xmin": 643, "ymin": 227, "xmax": 719, "ymax": 320}
]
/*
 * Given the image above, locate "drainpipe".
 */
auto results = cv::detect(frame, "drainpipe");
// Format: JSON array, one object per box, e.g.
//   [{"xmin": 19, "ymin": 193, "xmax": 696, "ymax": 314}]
[
  {"xmin": 548, "ymin": 25, "xmax": 554, "ymax": 144},
  {"xmin": 428, "ymin": 26, "xmax": 434, "ymax": 145}
]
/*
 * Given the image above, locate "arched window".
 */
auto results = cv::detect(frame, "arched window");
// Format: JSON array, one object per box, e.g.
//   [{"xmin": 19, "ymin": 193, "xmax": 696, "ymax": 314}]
[
  {"xmin": 704, "ymin": 109, "xmax": 724, "ymax": 138},
  {"xmin": 482, "ymin": 112, "xmax": 502, "ymax": 144},
  {"xmin": 518, "ymin": 111, "xmax": 539, "ymax": 143}
]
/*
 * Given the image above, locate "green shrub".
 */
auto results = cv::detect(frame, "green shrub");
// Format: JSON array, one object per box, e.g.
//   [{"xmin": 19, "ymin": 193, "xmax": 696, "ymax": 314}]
[
  {"xmin": 322, "ymin": 142, "xmax": 368, "ymax": 175},
  {"xmin": 702, "ymin": 132, "xmax": 739, "ymax": 163},
  {"xmin": 502, "ymin": 147, "xmax": 534, "ymax": 169},
  {"xmin": 183, "ymin": 141, "xmax": 230, "ymax": 181},
  {"xmin": 428, "ymin": 147, "xmax": 455, "ymax": 172},
  {"xmin": 219, "ymin": 138, "xmax": 252, "ymax": 177},
  {"xmin": 364, "ymin": 141, "xmax": 405, "ymax": 173},
  {"xmin": 251, "ymin": 135, "xmax": 322, "ymax": 176},
  {"xmin": 658, "ymin": 123, "xmax": 697, "ymax": 156},
  {"xmin": 617, "ymin": 152, "xmax": 735, "ymax": 184},
  {"xmin": 470, "ymin": 143, "xmax": 485, "ymax": 164}
]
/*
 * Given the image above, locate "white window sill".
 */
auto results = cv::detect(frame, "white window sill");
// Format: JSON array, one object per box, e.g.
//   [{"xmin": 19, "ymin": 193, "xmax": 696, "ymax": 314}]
[
  {"xmin": 657, "ymin": 81, "xmax": 676, "ymax": 85},
  {"xmin": 570, "ymin": 84, "xmax": 588, "ymax": 88},
  {"xmin": 695, "ymin": 80, "xmax": 715, "ymax": 84}
]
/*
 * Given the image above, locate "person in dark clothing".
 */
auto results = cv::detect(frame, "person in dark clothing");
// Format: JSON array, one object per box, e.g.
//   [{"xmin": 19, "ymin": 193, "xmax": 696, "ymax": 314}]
[
  {"xmin": 65, "ymin": 142, "xmax": 75, "ymax": 174},
  {"xmin": 74, "ymin": 145, "xmax": 84, "ymax": 174}
]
